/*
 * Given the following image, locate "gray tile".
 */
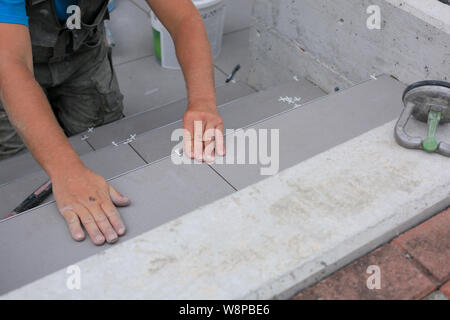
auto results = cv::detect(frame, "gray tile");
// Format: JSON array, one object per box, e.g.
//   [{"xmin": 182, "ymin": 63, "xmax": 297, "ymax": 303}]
[
  {"xmin": 131, "ymin": 79, "xmax": 325, "ymax": 164},
  {"xmin": 109, "ymin": 0, "xmax": 153, "ymax": 66},
  {"xmin": 116, "ymin": 56, "xmax": 227, "ymax": 116},
  {"xmin": 84, "ymin": 81, "xmax": 255, "ymax": 150},
  {"xmin": 0, "ymin": 158, "xmax": 234, "ymax": 295},
  {"xmin": 0, "ymin": 144, "xmax": 145, "ymax": 220},
  {"xmin": 0, "ymin": 138, "xmax": 92, "ymax": 187},
  {"xmin": 215, "ymin": 28, "xmax": 250, "ymax": 83},
  {"xmin": 210, "ymin": 75, "xmax": 406, "ymax": 190}
]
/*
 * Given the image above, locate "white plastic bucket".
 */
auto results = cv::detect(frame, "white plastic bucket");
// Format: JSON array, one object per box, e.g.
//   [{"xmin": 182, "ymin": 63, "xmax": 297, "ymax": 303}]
[{"xmin": 151, "ymin": 0, "xmax": 226, "ymax": 69}]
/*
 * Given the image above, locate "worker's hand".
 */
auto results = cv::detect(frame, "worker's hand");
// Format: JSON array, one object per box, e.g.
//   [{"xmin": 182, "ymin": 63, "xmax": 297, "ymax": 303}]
[
  {"xmin": 52, "ymin": 165, "xmax": 131, "ymax": 245},
  {"xmin": 182, "ymin": 100, "xmax": 225, "ymax": 162}
]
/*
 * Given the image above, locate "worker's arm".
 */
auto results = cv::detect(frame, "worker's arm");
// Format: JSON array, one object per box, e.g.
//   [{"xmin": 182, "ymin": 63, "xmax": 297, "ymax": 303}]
[
  {"xmin": 146, "ymin": 0, "xmax": 225, "ymax": 161},
  {"xmin": 0, "ymin": 23, "xmax": 129, "ymax": 245}
]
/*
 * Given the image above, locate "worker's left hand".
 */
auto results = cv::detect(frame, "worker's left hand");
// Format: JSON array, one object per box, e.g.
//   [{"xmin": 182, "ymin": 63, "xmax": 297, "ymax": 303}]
[{"xmin": 182, "ymin": 100, "xmax": 225, "ymax": 162}]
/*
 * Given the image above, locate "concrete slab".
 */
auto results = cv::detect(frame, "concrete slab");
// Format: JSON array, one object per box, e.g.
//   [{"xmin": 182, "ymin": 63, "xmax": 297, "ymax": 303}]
[
  {"xmin": 0, "ymin": 138, "xmax": 92, "ymax": 187},
  {"xmin": 211, "ymin": 75, "xmax": 406, "ymax": 190},
  {"xmin": 131, "ymin": 79, "xmax": 325, "ymax": 163},
  {"xmin": 82, "ymin": 81, "xmax": 255, "ymax": 150},
  {"xmin": 215, "ymin": 29, "xmax": 251, "ymax": 83},
  {"xmin": 115, "ymin": 56, "xmax": 226, "ymax": 116},
  {"xmin": 110, "ymin": 0, "xmax": 153, "ymax": 66},
  {"xmin": 0, "ymin": 144, "xmax": 145, "ymax": 220},
  {"xmin": 0, "ymin": 158, "xmax": 234, "ymax": 296},
  {"xmin": 3, "ymin": 120, "xmax": 449, "ymax": 299}
]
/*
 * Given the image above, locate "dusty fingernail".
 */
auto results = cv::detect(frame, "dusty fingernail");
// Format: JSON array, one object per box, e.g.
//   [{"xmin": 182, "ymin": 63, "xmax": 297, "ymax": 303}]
[
  {"xmin": 96, "ymin": 235, "xmax": 105, "ymax": 243},
  {"xmin": 107, "ymin": 235, "xmax": 118, "ymax": 243},
  {"xmin": 118, "ymin": 226, "xmax": 126, "ymax": 235},
  {"xmin": 74, "ymin": 232, "xmax": 84, "ymax": 241}
]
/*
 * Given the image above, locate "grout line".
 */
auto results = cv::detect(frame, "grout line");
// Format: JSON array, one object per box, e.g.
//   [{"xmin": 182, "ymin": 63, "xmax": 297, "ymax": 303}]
[
  {"xmin": 214, "ymin": 64, "xmax": 229, "ymax": 77},
  {"xmin": 128, "ymin": 143, "xmax": 149, "ymax": 164},
  {"xmin": 207, "ymin": 164, "xmax": 238, "ymax": 192},
  {"xmin": 113, "ymin": 54, "xmax": 154, "ymax": 68},
  {"xmin": 223, "ymin": 27, "xmax": 251, "ymax": 37},
  {"xmin": 85, "ymin": 139, "xmax": 96, "ymax": 151}
]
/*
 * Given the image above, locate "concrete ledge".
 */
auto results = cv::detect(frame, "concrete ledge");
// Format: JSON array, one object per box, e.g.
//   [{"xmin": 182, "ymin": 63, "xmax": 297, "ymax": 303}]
[
  {"xmin": 385, "ymin": 0, "xmax": 450, "ymax": 34},
  {"xmin": 2, "ymin": 121, "xmax": 450, "ymax": 299}
]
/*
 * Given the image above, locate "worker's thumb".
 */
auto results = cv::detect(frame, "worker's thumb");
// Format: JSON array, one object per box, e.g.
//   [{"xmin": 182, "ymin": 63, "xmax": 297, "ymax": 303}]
[{"xmin": 109, "ymin": 185, "xmax": 131, "ymax": 207}]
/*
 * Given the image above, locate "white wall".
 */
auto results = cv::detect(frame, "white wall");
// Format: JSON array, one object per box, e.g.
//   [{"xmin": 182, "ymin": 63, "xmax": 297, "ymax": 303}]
[{"xmin": 223, "ymin": 0, "xmax": 253, "ymax": 33}]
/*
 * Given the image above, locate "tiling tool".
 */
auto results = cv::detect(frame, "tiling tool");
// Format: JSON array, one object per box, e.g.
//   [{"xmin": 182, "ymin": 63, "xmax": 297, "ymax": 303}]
[
  {"xmin": 225, "ymin": 64, "xmax": 241, "ymax": 83},
  {"xmin": 5, "ymin": 180, "xmax": 52, "ymax": 219},
  {"xmin": 395, "ymin": 80, "xmax": 450, "ymax": 157}
]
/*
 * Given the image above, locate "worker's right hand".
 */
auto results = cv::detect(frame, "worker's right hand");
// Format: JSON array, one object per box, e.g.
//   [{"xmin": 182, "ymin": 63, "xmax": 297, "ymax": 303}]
[{"xmin": 51, "ymin": 165, "xmax": 131, "ymax": 245}]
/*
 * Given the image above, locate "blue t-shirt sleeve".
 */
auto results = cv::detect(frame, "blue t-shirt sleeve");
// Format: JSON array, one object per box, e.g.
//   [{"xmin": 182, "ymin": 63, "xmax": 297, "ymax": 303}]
[{"xmin": 0, "ymin": 0, "xmax": 28, "ymax": 27}]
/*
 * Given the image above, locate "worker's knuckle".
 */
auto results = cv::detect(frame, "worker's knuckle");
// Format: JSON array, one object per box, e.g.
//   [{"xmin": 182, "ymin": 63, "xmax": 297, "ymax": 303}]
[
  {"xmin": 82, "ymin": 216, "xmax": 96, "ymax": 224},
  {"xmin": 93, "ymin": 213, "xmax": 108, "ymax": 223}
]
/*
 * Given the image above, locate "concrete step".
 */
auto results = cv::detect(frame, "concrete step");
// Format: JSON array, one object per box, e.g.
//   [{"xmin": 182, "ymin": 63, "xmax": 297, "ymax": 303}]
[
  {"xmin": 0, "ymin": 81, "xmax": 255, "ymax": 186},
  {"xmin": 0, "ymin": 137, "xmax": 92, "ymax": 187},
  {"xmin": 80, "ymin": 81, "xmax": 256, "ymax": 150},
  {"xmin": 131, "ymin": 78, "xmax": 325, "ymax": 163},
  {"xmin": 0, "ymin": 78, "xmax": 322, "ymax": 219},
  {"xmin": 0, "ymin": 75, "xmax": 417, "ymax": 298},
  {"xmin": 3, "ymin": 75, "xmax": 450, "ymax": 299},
  {"xmin": 0, "ymin": 144, "xmax": 146, "ymax": 220},
  {"xmin": 210, "ymin": 74, "xmax": 406, "ymax": 190}
]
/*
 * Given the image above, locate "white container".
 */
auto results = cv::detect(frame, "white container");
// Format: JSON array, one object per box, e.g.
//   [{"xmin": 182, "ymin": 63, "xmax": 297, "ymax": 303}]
[{"xmin": 151, "ymin": 0, "xmax": 226, "ymax": 70}]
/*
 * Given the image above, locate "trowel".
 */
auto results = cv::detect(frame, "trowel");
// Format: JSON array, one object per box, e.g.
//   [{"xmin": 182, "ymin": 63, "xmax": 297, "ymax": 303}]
[{"xmin": 395, "ymin": 80, "xmax": 450, "ymax": 157}]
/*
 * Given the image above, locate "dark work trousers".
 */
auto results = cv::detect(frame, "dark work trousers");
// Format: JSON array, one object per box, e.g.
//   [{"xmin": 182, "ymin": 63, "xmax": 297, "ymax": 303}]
[{"xmin": 0, "ymin": 38, "xmax": 124, "ymax": 160}]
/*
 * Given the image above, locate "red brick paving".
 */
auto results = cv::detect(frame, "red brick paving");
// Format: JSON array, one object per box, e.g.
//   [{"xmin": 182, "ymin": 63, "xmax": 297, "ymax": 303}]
[
  {"xmin": 293, "ymin": 208, "xmax": 450, "ymax": 300},
  {"xmin": 293, "ymin": 244, "xmax": 436, "ymax": 300},
  {"xmin": 392, "ymin": 209, "xmax": 450, "ymax": 282},
  {"xmin": 441, "ymin": 281, "xmax": 450, "ymax": 299}
]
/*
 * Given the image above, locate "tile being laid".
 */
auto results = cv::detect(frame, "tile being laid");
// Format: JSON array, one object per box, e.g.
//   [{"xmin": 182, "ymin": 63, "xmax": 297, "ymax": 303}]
[
  {"xmin": 210, "ymin": 75, "xmax": 406, "ymax": 190},
  {"xmin": 131, "ymin": 79, "xmax": 326, "ymax": 164},
  {"xmin": 0, "ymin": 158, "xmax": 235, "ymax": 296},
  {"xmin": 0, "ymin": 144, "xmax": 145, "ymax": 220},
  {"xmin": 116, "ymin": 56, "xmax": 227, "ymax": 116},
  {"xmin": 0, "ymin": 137, "xmax": 92, "ymax": 186},
  {"xmin": 84, "ymin": 81, "xmax": 256, "ymax": 150},
  {"xmin": 109, "ymin": 0, "xmax": 153, "ymax": 66}
]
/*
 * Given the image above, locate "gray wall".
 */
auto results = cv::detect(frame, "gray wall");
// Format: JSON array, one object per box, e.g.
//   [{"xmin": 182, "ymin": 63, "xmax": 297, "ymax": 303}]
[{"xmin": 248, "ymin": 0, "xmax": 450, "ymax": 92}]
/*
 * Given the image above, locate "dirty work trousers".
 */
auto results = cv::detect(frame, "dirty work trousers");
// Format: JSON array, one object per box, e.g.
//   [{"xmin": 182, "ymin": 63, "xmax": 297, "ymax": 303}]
[{"xmin": 0, "ymin": 41, "xmax": 124, "ymax": 161}]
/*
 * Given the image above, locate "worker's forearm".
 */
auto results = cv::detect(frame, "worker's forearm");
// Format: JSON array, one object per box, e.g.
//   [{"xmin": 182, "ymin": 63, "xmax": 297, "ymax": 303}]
[
  {"xmin": 173, "ymin": 15, "xmax": 216, "ymax": 105},
  {"xmin": 0, "ymin": 63, "xmax": 84, "ymax": 179}
]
